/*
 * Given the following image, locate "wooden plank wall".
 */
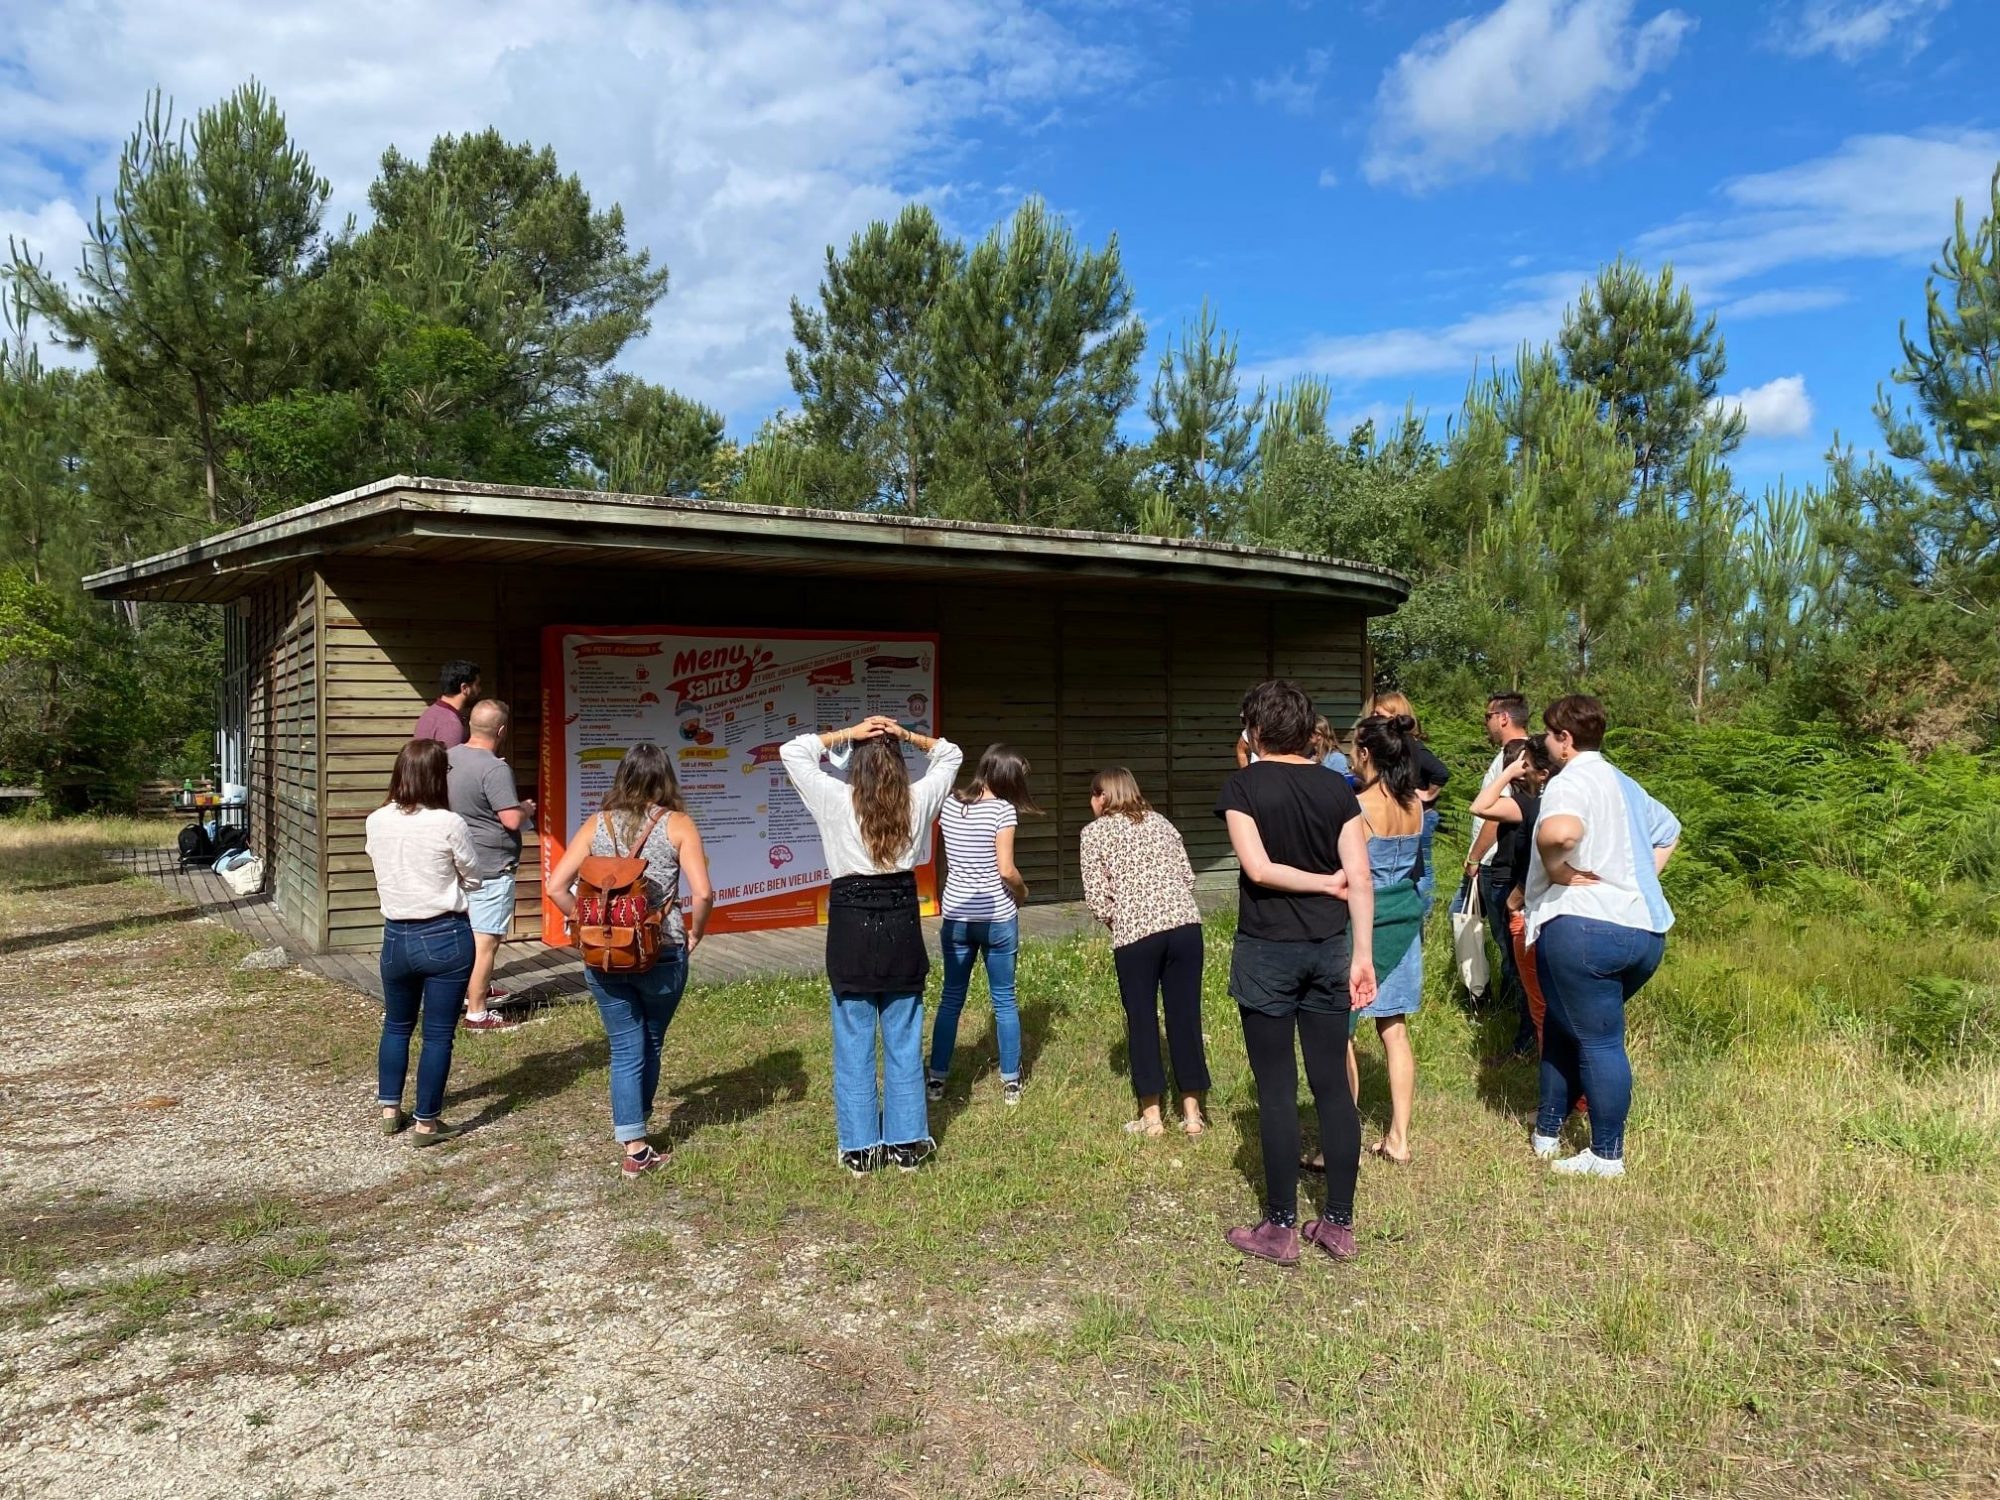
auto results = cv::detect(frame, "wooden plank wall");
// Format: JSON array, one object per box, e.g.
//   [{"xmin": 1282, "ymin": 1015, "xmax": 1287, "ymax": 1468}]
[
  {"xmin": 243, "ymin": 569, "xmax": 320, "ymax": 945},
  {"xmin": 312, "ymin": 558, "xmax": 1371, "ymax": 950}
]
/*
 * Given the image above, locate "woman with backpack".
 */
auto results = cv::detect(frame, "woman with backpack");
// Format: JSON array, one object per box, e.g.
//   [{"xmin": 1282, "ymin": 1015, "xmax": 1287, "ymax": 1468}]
[
  {"xmin": 782, "ymin": 716, "xmax": 962, "ymax": 1176},
  {"xmin": 366, "ymin": 738, "xmax": 481, "ymax": 1144},
  {"xmin": 546, "ymin": 743, "xmax": 714, "ymax": 1179},
  {"xmin": 928, "ymin": 744, "xmax": 1038, "ymax": 1106}
]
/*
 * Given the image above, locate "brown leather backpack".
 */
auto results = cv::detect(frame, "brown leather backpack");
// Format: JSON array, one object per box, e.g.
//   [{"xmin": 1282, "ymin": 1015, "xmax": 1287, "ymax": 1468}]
[{"xmin": 571, "ymin": 809, "xmax": 668, "ymax": 974}]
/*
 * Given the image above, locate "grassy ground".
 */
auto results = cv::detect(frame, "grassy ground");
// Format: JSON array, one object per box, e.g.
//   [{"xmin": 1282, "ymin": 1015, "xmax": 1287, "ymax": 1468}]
[{"xmin": 2, "ymin": 818, "xmax": 1997, "ymax": 1497}]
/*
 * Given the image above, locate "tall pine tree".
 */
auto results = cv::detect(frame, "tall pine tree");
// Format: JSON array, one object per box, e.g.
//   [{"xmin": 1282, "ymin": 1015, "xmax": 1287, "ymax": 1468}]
[{"xmin": 1144, "ymin": 299, "xmax": 1262, "ymax": 535}]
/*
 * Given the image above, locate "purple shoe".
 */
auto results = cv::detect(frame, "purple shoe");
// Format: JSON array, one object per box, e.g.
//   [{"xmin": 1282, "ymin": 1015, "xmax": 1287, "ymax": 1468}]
[
  {"xmin": 1302, "ymin": 1219, "xmax": 1357, "ymax": 1262},
  {"xmin": 1224, "ymin": 1221, "xmax": 1300, "ymax": 1266}
]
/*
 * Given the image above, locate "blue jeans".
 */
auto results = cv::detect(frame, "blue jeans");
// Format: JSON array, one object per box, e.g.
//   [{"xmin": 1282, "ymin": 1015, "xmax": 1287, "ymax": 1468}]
[
  {"xmin": 1534, "ymin": 917, "xmax": 1666, "ymax": 1160},
  {"xmin": 586, "ymin": 949, "xmax": 689, "ymax": 1144},
  {"xmin": 378, "ymin": 913, "xmax": 475, "ymax": 1121},
  {"xmin": 1417, "ymin": 806, "xmax": 1440, "ymax": 917},
  {"xmin": 928, "ymin": 917, "xmax": 1021, "ymax": 1082},
  {"xmin": 830, "ymin": 990, "xmax": 930, "ymax": 1152}
]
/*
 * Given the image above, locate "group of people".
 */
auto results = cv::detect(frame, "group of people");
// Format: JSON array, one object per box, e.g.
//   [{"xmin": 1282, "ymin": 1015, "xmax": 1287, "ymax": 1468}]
[{"xmin": 363, "ymin": 661, "xmax": 1681, "ymax": 1260}]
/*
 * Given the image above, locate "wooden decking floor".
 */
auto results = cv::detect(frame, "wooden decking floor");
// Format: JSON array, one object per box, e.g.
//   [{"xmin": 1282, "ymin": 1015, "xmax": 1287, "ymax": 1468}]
[{"xmin": 113, "ymin": 847, "xmax": 1109, "ymax": 1005}]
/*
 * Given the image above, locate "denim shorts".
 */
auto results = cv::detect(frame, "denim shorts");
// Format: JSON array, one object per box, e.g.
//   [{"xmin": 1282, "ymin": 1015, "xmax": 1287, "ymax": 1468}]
[
  {"xmin": 1229, "ymin": 930, "xmax": 1352, "ymax": 1018},
  {"xmin": 465, "ymin": 871, "xmax": 516, "ymax": 936}
]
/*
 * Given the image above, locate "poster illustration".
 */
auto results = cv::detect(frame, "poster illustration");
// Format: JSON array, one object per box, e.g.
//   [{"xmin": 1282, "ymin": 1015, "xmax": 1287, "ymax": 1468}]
[{"xmin": 540, "ymin": 626, "xmax": 940, "ymax": 941}]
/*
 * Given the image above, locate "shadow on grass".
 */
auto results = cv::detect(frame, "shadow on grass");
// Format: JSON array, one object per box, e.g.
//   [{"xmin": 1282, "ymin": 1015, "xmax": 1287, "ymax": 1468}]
[
  {"xmin": 448, "ymin": 1041, "xmax": 604, "ymax": 1134},
  {"xmin": 663, "ymin": 1048, "xmax": 808, "ymax": 1147},
  {"xmin": 929, "ymin": 996, "xmax": 1052, "ymax": 1146},
  {"xmin": 0, "ymin": 907, "xmax": 201, "ymax": 957}
]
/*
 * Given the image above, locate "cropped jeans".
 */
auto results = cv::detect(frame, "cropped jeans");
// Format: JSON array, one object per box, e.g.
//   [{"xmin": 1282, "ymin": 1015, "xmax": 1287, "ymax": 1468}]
[
  {"xmin": 378, "ymin": 912, "xmax": 475, "ymax": 1121},
  {"xmin": 831, "ymin": 991, "xmax": 930, "ymax": 1153},
  {"xmin": 1534, "ymin": 916, "xmax": 1666, "ymax": 1160},
  {"xmin": 928, "ymin": 917, "xmax": 1021, "ymax": 1083},
  {"xmin": 585, "ymin": 948, "xmax": 689, "ymax": 1144}
]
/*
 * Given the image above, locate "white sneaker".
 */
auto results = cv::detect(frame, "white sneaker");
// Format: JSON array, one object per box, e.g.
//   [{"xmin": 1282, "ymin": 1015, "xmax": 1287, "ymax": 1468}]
[
  {"xmin": 1531, "ymin": 1133, "xmax": 1561, "ymax": 1160},
  {"xmin": 1550, "ymin": 1150, "xmax": 1625, "ymax": 1178}
]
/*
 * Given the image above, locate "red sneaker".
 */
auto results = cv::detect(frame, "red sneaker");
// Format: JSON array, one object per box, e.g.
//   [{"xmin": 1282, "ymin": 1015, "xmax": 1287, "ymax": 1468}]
[
  {"xmin": 461, "ymin": 1011, "xmax": 515, "ymax": 1031},
  {"xmin": 621, "ymin": 1144, "xmax": 666, "ymax": 1178}
]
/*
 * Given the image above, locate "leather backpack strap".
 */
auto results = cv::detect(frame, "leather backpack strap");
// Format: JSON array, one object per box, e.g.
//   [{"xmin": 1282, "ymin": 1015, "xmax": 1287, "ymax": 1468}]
[{"xmin": 625, "ymin": 806, "xmax": 668, "ymax": 859}]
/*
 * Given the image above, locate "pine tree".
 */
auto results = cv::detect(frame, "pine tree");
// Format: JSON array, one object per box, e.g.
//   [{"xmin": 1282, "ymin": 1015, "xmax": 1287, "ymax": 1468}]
[
  {"xmin": 930, "ymin": 199, "xmax": 1145, "ymax": 527},
  {"xmin": 788, "ymin": 205, "xmax": 963, "ymax": 513},
  {"xmin": 1675, "ymin": 445, "xmax": 1749, "ymax": 720},
  {"xmin": 1558, "ymin": 259, "xmax": 1742, "ymax": 506},
  {"xmin": 1255, "ymin": 375, "xmax": 1332, "ymax": 479},
  {"xmin": 1144, "ymin": 299, "xmax": 1262, "ymax": 535},
  {"xmin": 7, "ymin": 83, "xmax": 337, "ymax": 526},
  {"xmin": 582, "ymin": 375, "xmax": 729, "ymax": 497}
]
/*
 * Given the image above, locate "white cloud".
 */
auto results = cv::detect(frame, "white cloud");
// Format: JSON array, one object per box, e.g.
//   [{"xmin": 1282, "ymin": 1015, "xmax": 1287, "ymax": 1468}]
[
  {"xmin": 0, "ymin": 0, "xmax": 1127, "ymax": 425},
  {"xmin": 1716, "ymin": 286, "xmax": 1851, "ymax": 319},
  {"xmin": 1317, "ymin": 167, "xmax": 1340, "ymax": 189},
  {"xmin": 1254, "ymin": 48, "xmax": 1331, "ymax": 117},
  {"xmin": 1364, "ymin": 0, "xmax": 1693, "ymax": 190},
  {"xmin": 1710, "ymin": 374, "xmax": 1814, "ymax": 439},
  {"xmin": 1774, "ymin": 1, "xmax": 1950, "ymax": 62}
]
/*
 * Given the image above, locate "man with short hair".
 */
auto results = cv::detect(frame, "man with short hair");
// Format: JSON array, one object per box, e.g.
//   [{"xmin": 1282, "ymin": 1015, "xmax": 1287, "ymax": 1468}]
[
  {"xmin": 448, "ymin": 699, "xmax": 536, "ymax": 1030},
  {"xmin": 415, "ymin": 660, "xmax": 482, "ymax": 748},
  {"xmin": 1465, "ymin": 691, "xmax": 1534, "ymax": 1054}
]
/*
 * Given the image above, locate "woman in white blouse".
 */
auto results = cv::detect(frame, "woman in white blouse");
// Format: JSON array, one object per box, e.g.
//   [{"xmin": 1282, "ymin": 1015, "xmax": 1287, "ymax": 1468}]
[
  {"xmin": 365, "ymin": 738, "xmax": 481, "ymax": 1143},
  {"xmin": 781, "ymin": 716, "xmax": 962, "ymax": 1176}
]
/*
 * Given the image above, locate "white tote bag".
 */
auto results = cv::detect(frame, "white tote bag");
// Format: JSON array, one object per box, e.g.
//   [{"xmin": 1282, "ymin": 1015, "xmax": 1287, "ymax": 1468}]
[{"xmin": 1450, "ymin": 872, "xmax": 1490, "ymax": 1001}]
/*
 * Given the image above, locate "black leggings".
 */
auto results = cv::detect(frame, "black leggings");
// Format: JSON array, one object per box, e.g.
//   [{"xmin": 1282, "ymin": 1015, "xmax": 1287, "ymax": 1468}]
[
  {"xmin": 1113, "ymin": 923, "xmax": 1211, "ymax": 1098},
  {"xmin": 1240, "ymin": 1006, "xmax": 1359, "ymax": 1227}
]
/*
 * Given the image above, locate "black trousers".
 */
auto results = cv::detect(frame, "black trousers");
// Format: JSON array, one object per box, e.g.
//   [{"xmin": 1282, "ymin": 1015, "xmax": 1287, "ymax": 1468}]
[
  {"xmin": 1240, "ymin": 1006, "xmax": 1359, "ymax": 1226},
  {"xmin": 1481, "ymin": 865, "xmax": 1536, "ymax": 1051},
  {"xmin": 1113, "ymin": 923, "xmax": 1211, "ymax": 1098}
]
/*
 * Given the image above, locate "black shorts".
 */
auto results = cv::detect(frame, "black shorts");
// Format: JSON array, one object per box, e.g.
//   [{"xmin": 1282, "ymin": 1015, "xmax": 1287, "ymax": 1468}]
[{"xmin": 1229, "ymin": 931, "xmax": 1352, "ymax": 1018}]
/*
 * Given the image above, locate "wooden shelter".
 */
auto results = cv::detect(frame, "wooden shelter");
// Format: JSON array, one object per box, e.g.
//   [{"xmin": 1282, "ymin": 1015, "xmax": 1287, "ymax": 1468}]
[{"xmin": 84, "ymin": 476, "xmax": 1408, "ymax": 954}]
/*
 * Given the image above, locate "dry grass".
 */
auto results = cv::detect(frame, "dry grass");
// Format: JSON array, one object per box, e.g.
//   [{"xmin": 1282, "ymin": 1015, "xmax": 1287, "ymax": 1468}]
[{"xmin": 1, "ymin": 827, "xmax": 1996, "ymax": 1497}]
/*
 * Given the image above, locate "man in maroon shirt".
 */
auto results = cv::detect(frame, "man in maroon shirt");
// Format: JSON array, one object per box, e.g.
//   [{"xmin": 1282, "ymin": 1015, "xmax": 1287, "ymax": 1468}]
[{"xmin": 413, "ymin": 660, "xmax": 481, "ymax": 748}]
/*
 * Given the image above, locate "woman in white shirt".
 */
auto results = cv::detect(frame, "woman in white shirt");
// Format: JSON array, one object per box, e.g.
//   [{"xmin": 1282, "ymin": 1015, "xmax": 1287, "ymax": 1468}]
[
  {"xmin": 928, "ymin": 745, "xmax": 1036, "ymax": 1107},
  {"xmin": 781, "ymin": 716, "xmax": 962, "ymax": 1176},
  {"xmin": 1525, "ymin": 695, "xmax": 1681, "ymax": 1179},
  {"xmin": 365, "ymin": 738, "xmax": 481, "ymax": 1143}
]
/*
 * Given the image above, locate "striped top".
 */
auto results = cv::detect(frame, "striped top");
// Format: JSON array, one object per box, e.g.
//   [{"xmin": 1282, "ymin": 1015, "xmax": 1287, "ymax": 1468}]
[{"xmin": 940, "ymin": 796, "xmax": 1019, "ymax": 921}]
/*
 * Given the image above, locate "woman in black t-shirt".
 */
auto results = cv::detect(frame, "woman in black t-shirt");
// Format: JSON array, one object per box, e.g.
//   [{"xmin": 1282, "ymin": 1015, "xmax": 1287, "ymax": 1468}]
[
  {"xmin": 1467, "ymin": 736, "xmax": 1558, "ymax": 1051},
  {"xmin": 1214, "ymin": 680, "xmax": 1378, "ymax": 1267}
]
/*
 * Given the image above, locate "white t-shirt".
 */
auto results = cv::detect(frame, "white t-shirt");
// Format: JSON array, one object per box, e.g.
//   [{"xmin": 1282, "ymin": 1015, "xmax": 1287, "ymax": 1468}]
[
  {"xmin": 1469, "ymin": 746, "xmax": 1511, "ymax": 866},
  {"xmin": 940, "ymin": 796, "xmax": 1019, "ymax": 921},
  {"xmin": 780, "ymin": 734, "xmax": 964, "ymax": 880},
  {"xmin": 365, "ymin": 805, "xmax": 481, "ymax": 919},
  {"xmin": 1523, "ymin": 752, "xmax": 1680, "ymax": 943}
]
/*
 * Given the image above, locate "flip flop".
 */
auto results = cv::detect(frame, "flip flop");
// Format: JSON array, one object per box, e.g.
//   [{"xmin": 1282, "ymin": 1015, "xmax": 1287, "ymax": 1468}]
[
  {"xmin": 1298, "ymin": 1154, "xmax": 1326, "ymax": 1173},
  {"xmin": 1368, "ymin": 1143, "xmax": 1412, "ymax": 1166},
  {"xmin": 1123, "ymin": 1118, "xmax": 1166, "ymax": 1137}
]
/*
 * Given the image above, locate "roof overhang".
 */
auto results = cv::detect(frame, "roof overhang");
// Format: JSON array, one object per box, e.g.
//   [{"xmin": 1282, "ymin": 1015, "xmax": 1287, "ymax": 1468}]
[{"xmin": 82, "ymin": 476, "xmax": 1411, "ymax": 612}]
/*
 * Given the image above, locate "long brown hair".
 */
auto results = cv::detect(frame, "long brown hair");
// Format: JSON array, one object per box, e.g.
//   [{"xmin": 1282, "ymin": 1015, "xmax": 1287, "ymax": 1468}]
[
  {"xmin": 849, "ymin": 734, "xmax": 915, "ymax": 870},
  {"xmin": 954, "ymin": 743, "xmax": 1041, "ymax": 813},
  {"xmin": 1090, "ymin": 767, "xmax": 1151, "ymax": 824},
  {"xmin": 387, "ymin": 738, "xmax": 450, "ymax": 812},
  {"xmin": 598, "ymin": 742, "xmax": 685, "ymax": 848},
  {"xmin": 1360, "ymin": 689, "xmax": 1423, "ymax": 740}
]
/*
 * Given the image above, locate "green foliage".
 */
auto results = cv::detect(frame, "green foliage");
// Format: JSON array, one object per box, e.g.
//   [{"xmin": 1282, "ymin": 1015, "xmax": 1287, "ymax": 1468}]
[
  {"xmin": 787, "ymin": 204, "xmax": 962, "ymax": 513},
  {"xmin": 1143, "ymin": 299, "xmax": 1262, "ymax": 536},
  {"xmin": 581, "ymin": 375, "xmax": 731, "ymax": 497},
  {"xmin": 930, "ymin": 198, "xmax": 1146, "ymax": 527}
]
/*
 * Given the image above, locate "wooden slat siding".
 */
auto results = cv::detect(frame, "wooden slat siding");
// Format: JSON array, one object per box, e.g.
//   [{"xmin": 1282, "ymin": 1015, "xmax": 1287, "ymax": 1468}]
[
  {"xmin": 318, "ymin": 560, "xmax": 502, "ymax": 950},
  {"xmin": 307, "ymin": 557, "xmax": 1377, "ymax": 951},
  {"xmin": 1273, "ymin": 602, "xmax": 1368, "ymax": 732},
  {"xmin": 239, "ymin": 569, "xmax": 321, "ymax": 950}
]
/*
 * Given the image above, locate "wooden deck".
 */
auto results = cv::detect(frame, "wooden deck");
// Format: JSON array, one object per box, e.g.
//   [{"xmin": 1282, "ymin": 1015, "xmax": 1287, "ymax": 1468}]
[{"xmin": 114, "ymin": 847, "xmax": 1115, "ymax": 1004}]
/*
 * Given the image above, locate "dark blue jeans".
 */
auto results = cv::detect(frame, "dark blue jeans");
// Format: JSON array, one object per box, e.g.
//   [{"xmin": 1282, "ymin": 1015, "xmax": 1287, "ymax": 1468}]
[
  {"xmin": 929, "ymin": 917, "xmax": 1021, "ymax": 1082},
  {"xmin": 1534, "ymin": 916, "xmax": 1666, "ymax": 1160},
  {"xmin": 585, "ymin": 949, "xmax": 689, "ymax": 1143},
  {"xmin": 378, "ymin": 912, "xmax": 475, "ymax": 1121}
]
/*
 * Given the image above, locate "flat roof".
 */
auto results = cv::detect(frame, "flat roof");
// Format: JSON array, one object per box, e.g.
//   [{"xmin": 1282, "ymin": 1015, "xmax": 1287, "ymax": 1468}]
[{"xmin": 82, "ymin": 475, "xmax": 1410, "ymax": 610}]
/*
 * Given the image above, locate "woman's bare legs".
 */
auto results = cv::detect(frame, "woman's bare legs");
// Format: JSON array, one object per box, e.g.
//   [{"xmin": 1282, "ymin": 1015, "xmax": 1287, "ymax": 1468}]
[{"xmin": 1372, "ymin": 1016, "xmax": 1414, "ymax": 1162}]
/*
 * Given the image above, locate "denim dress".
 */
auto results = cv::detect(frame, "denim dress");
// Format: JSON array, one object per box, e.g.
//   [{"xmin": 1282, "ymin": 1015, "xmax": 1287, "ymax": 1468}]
[{"xmin": 1367, "ymin": 831, "xmax": 1425, "ymax": 1018}]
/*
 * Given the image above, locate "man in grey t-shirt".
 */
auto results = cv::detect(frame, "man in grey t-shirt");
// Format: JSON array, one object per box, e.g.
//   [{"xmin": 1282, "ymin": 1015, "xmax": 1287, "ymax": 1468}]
[{"xmin": 447, "ymin": 699, "xmax": 536, "ymax": 1030}]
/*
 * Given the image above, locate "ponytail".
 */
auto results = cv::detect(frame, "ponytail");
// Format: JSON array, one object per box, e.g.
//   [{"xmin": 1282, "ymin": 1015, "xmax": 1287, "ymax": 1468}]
[{"xmin": 1353, "ymin": 713, "xmax": 1420, "ymax": 809}]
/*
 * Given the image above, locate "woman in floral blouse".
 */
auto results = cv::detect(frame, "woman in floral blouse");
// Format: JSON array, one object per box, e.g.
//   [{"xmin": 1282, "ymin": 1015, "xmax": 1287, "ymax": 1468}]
[{"xmin": 1080, "ymin": 768, "xmax": 1210, "ymax": 1136}]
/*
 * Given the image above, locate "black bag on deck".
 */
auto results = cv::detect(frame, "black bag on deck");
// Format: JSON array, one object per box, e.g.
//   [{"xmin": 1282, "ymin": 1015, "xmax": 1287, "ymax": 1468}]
[
  {"xmin": 178, "ymin": 823, "xmax": 214, "ymax": 866},
  {"xmin": 212, "ymin": 825, "xmax": 249, "ymax": 859}
]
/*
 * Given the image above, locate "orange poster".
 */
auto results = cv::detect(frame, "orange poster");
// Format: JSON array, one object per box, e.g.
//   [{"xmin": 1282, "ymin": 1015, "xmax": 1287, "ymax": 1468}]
[{"xmin": 539, "ymin": 626, "xmax": 940, "ymax": 941}]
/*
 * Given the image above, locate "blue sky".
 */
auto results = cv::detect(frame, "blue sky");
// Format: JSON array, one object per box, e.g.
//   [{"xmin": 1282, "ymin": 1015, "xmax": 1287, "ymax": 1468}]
[{"xmin": 4, "ymin": 0, "xmax": 1997, "ymax": 501}]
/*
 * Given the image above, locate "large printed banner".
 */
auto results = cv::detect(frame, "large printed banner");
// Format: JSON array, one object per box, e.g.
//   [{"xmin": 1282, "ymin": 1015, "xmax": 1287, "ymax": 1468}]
[{"xmin": 539, "ymin": 626, "xmax": 941, "ymax": 941}]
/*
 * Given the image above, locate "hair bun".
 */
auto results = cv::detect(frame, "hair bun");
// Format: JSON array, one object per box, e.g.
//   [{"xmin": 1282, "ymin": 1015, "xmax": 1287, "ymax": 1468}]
[{"xmin": 1392, "ymin": 713, "xmax": 1417, "ymax": 733}]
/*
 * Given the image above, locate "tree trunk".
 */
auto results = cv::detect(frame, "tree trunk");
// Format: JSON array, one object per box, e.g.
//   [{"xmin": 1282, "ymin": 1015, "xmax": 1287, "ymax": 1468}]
[{"xmin": 191, "ymin": 370, "xmax": 221, "ymax": 525}]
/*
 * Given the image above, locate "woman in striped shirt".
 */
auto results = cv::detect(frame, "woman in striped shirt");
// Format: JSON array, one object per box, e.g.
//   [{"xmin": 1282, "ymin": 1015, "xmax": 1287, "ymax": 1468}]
[{"xmin": 927, "ymin": 745, "xmax": 1038, "ymax": 1106}]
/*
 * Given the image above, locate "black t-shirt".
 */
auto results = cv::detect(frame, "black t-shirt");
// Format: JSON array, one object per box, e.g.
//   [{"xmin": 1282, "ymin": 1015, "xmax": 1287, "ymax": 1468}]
[
  {"xmin": 1415, "ymin": 742, "xmax": 1451, "ymax": 793},
  {"xmin": 1501, "ymin": 786, "xmax": 1540, "ymax": 890},
  {"xmin": 1214, "ymin": 760, "xmax": 1362, "ymax": 943}
]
